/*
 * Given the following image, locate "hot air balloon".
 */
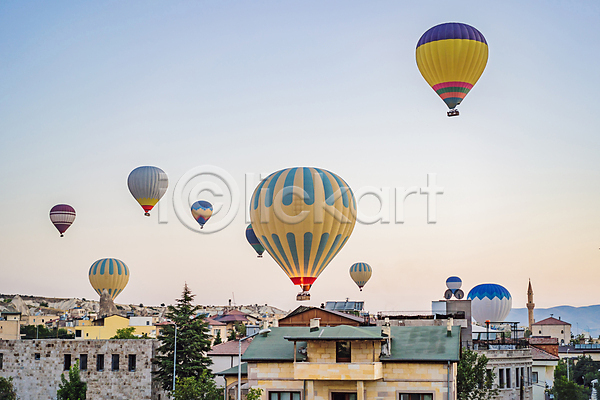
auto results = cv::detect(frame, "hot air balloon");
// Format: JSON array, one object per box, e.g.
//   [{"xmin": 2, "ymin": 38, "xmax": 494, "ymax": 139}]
[
  {"xmin": 445, "ymin": 276, "xmax": 464, "ymax": 299},
  {"xmin": 49, "ymin": 204, "xmax": 76, "ymax": 237},
  {"xmin": 191, "ymin": 201, "xmax": 213, "ymax": 229},
  {"xmin": 349, "ymin": 262, "xmax": 372, "ymax": 291},
  {"xmin": 250, "ymin": 167, "xmax": 357, "ymax": 300},
  {"xmin": 89, "ymin": 258, "xmax": 130, "ymax": 300},
  {"xmin": 467, "ymin": 283, "xmax": 512, "ymax": 325},
  {"xmin": 416, "ymin": 22, "xmax": 488, "ymax": 117},
  {"xmin": 127, "ymin": 166, "xmax": 168, "ymax": 216},
  {"xmin": 246, "ymin": 224, "xmax": 265, "ymax": 258}
]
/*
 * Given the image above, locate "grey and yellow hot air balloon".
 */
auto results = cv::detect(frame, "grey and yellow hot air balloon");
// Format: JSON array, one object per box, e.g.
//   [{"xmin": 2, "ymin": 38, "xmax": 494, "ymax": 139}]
[{"xmin": 127, "ymin": 166, "xmax": 168, "ymax": 216}]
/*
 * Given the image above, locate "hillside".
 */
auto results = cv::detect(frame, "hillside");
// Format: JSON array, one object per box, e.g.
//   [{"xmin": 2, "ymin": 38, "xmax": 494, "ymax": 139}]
[{"xmin": 508, "ymin": 305, "xmax": 600, "ymax": 338}]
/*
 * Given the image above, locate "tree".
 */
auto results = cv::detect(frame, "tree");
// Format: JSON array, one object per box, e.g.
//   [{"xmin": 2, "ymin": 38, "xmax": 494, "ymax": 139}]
[
  {"xmin": 57, "ymin": 360, "xmax": 87, "ymax": 400},
  {"xmin": 111, "ymin": 327, "xmax": 138, "ymax": 339},
  {"xmin": 153, "ymin": 283, "xmax": 214, "ymax": 392},
  {"xmin": 457, "ymin": 348, "xmax": 498, "ymax": 400},
  {"xmin": 552, "ymin": 376, "xmax": 589, "ymax": 400},
  {"xmin": 246, "ymin": 388, "xmax": 263, "ymax": 400},
  {"xmin": 173, "ymin": 371, "xmax": 223, "ymax": 400},
  {"xmin": 0, "ymin": 376, "xmax": 17, "ymax": 400},
  {"xmin": 213, "ymin": 330, "xmax": 222, "ymax": 345}
]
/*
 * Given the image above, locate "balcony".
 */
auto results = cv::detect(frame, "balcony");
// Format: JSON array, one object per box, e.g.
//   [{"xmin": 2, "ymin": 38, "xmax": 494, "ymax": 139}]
[{"xmin": 294, "ymin": 362, "xmax": 383, "ymax": 381}]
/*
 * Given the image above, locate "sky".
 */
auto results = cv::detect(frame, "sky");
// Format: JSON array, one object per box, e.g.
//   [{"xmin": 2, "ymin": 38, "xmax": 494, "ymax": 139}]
[{"xmin": 1, "ymin": 1, "xmax": 600, "ymax": 314}]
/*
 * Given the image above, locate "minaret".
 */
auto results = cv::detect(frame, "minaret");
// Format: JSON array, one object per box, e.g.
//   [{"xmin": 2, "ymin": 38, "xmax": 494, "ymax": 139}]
[{"xmin": 527, "ymin": 279, "xmax": 535, "ymax": 332}]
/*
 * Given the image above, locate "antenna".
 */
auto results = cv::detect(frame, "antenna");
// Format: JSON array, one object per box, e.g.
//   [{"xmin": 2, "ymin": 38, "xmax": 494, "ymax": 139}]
[{"xmin": 231, "ymin": 292, "xmax": 236, "ymax": 306}]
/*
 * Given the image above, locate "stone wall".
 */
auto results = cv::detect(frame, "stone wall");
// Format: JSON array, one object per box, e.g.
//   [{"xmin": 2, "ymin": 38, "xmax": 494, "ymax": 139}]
[{"xmin": 0, "ymin": 339, "xmax": 168, "ymax": 400}]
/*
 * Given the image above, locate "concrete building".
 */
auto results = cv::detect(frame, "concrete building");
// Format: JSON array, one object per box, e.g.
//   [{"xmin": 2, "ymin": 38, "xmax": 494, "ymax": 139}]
[
  {"xmin": 279, "ymin": 306, "xmax": 368, "ymax": 327},
  {"xmin": 532, "ymin": 317, "xmax": 571, "ymax": 345},
  {"xmin": 530, "ymin": 346, "xmax": 558, "ymax": 400},
  {"xmin": 208, "ymin": 338, "xmax": 253, "ymax": 388},
  {"xmin": 476, "ymin": 346, "xmax": 533, "ymax": 400},
  {"xmin": 0, "ymin": 312, "xmax": 21, "ymax": 340},
  {"xmin": 220, "ymin": 323, "xmax": 461, "ymax": 400},
  {"xmin": 65, "ymin": 315, "xmax": 157, "ymax": 339},
  {"xmin": 0, "ymin": 339, "xmax": 167, "ymax": 399}
]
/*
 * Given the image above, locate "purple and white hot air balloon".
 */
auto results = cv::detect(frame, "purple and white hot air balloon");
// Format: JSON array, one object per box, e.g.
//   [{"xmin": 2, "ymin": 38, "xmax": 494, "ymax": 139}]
[{"xmin": 49, "ymin": 204, "xmax": 76, "ymax": 237}]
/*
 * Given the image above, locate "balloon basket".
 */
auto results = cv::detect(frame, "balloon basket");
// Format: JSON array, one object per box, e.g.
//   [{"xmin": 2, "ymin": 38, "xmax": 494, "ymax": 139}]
[
  {"xmin": 144, "ymin": 212, "xmax": 150, "ymax": 217},
  {"xmin": 447, "ymin": 109, "xmax": 459, "ymax": 117},
  {"xmin": 60, "ymin": 234, "xmax": 64, "ymax": 237},
  {"xmin": 296, "ymin": 292, "xmax": 310, "ymax": 301},
  {"xmin": 257, "ymin": 255, "xmax": 263, "ymax": 258}
]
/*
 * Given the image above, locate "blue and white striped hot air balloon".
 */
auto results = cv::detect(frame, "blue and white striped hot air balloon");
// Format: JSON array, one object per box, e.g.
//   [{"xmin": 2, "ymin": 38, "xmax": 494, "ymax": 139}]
[
  {"xmin": 467, "ymin": 283, "xmax": 512, "ymax": 325},
  {"xmin": 446, "ymin": 276, "xmax": 462, "ymax": 292}
]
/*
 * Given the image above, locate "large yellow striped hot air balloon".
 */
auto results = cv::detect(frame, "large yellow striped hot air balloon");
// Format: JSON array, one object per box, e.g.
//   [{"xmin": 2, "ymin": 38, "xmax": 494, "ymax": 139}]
[
  {"xmin": 89, "ymin": 258, "xmax": 130, "ymax": 300},
  {"xmin": 250, "ymin": 167, "xmax": 357, "ymax": 300},
  {"xmin": 416, "ymin": 22, "xmax": 488, "ymax": 117}
]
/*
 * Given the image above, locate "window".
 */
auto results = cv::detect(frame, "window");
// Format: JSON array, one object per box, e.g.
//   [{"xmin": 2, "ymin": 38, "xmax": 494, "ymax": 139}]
[
  {"xmin": 128, "ymin": 355, "xmax": 136, "ymax": 372},
  {"xmin": 64, "ymin": 354, "xmax": 71, "ymax": 370},
  {"xmin": 146, "ymin": 321, "xmax": 150, "ymax": 325},
  {"xmin": 499, "ymin": 368, "xmax": 505, "ymax": 388},
  {"xmin": 336, "ymin": 341, "xmax": 351, "ymax": 363},
  {"xmin": 332, "ymin": 393, "xmax": 357, "ymax": 400},
  {"xmin": 269, "ymin": 392, "xmax": 301, "ymax": 400},
  {"xmin": 80, "ymin": 354, "xmax": 88, "ymax": 371},
  {"xmin": 75, "ymin": 330, "xmax": 82, "ymax": 338},
  {"xmin": 399, "ymin": 395, "xmax": 433, "ymax": 400},
  {"xmin": 112, "ymin": 354, "xmax": 119, "ymax": 371},
  {"xmin": 561, "ymin": 330, "xmax": 564, "ymax": 334},
  {"xmin": 35, "ymin": 353, "xmax": 40, "ymax": 360},
  {"xmin": 96, "ymin": 354, "xmax": 104, "ymax": 371},
  {"xmin": 506, "ymin": 368, "xmax": 512, "ymax": 388},
  {"xmin": 539, "ymin": 330, "xmax": 542, "ymax": 334},
  {"xmin": 516, "ymin": 368, "xmax": 520, "ymax": 387},
  {"xmin": 0, "ymin": 354, "xmax": 3, "ymax": 370},
  {"xmin": 532, "ymin": 371, "xmax": 538, "ymax": 384}
]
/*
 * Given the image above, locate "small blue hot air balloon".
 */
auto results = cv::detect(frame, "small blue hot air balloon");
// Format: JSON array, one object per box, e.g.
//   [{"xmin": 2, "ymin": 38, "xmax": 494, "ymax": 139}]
[
  {"xmin": 468, "ymin": 283, "xmax": 512, "ymax": 325},
  {"xmin": 191, "ymin": 201, "xmax": 213, "ymax": 229},
  {"xmin": 246, "ymin": 224, "xmax": 265, "ymax": 258}
]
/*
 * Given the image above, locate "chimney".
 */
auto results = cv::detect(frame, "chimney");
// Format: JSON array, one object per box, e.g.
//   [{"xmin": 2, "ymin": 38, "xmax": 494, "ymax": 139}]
[
  {"xmin": 382, "ymin": 325, "xmax": 391, "ymax": 337},
  {"xmin": 310, "ymin": 318, "xmax": 320, "ymax": 332},
  {"xmin": 263, "ymin": 320, "xmax": 269, "ymax": 330},
  {"xmin": 559, "ymin": 316, "xmax": 561, "ymax": 321},
  {"xmin": 447, "ymin": 317, "xmax": 453, "ymax": 337},
  {"xmin": 228, "ymin": 299, "xmax": 232, "ymax": 307}
]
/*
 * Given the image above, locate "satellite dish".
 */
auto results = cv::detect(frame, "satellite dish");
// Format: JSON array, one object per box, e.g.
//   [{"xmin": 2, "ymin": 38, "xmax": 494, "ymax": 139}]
[
  {"xmin": 454, "ymin": 289, "xmax": 464, "ymax": 299},
  {"xmin": 444, "ymin": 289, "xmax": 453, "ymax": 300}
]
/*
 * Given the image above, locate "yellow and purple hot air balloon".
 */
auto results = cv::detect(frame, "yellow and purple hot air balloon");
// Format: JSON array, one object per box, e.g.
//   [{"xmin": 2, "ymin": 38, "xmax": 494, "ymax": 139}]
[
  {"xmin": 191, "ymin": 200, "xmax": 213, "ymax": 229},
  {"xmin": 127, "ymin": 166, "xmax": 168, "ymax": 216},
  {"xmin": 49, "ymin": 204, "xmax": 76, "ymax": 237},
  {"xmin": 416, "ymin": 22, "xmax": 488, "ymax": 117},
  {"xmin": 250, "ymin": 167, "xmax": 357, "ymax": 300},
  {"xmin": 349, "ymin": 262, "xmax": 372, "ymax": 291},
  {"xmin": 246, "ymin": 224, "xmax": 265, "ymax": 258},
  {"xmin": 89, "ymin": 258, "xmax": 130, "ymax": 300}
]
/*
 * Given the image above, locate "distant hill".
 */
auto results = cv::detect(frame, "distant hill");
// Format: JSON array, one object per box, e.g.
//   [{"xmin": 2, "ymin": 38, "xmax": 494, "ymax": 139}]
[{"xmin": 507, "ymin": 305, "xmax": 600, "ymax": 338}]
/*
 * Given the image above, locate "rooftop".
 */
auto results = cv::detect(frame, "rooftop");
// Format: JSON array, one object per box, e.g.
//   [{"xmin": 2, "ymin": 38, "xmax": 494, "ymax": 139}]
[
  {"xmin": 532, "ymin": 317, "xmax": 570, "ymax": 326},
  {"xmin": 208, "ymin": 338, "xmax": 253, "ymax": 356}
]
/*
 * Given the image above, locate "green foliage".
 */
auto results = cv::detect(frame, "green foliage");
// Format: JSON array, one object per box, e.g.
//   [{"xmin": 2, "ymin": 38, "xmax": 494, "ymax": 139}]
[
  {"xmin": 111, "ymin": 327, "xmax": 138, "ymax": 339},
  {"xmin": 57, "ymin": 360, "xmax": 87, "ymax": 400},
  {"xmin": 551, "ymin": 376, "xmax": 589, "ymax": 400},
  {"xmin": 173, "ymin": 371, "xmax": 223, "ymax": 400},
  {"xmin": 457, "ymin": 348, "xmax": 499, "ymax": 400},
  {"xmin": 227, "ymin": 322, "xmax": 246, "ymax": 341},
  {"xmin": 213, "ymin": 330, "xmax": 222, "ymax": 345},
  {"xmin": 153, "ymin": 283, "xmax": 214, "ymax": 392},
  {"xmin": 0, "ymin": 376, "xmax": 17, "ymax": 400},
  {"xmin": 20, "ymin": 325, "xmax": 74, "ymax": 339},
  {"xmin": 246, "ymin": 388, "xmax": 263, "ymax": 400},
  {"xmin": 39, "ymin": 301, "xmax": 49, "ymax": 307}
]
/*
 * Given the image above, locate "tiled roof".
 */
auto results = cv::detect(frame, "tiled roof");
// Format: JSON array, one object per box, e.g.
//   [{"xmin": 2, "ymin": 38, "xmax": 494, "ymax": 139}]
[
  {"xmin": 208, "ymin": 338, "xmax": 252, "ymax": 356},
  {"xmin": 242, "ymin": 325, "xmax": 460, "ymax": 363},
  {"xmin": 529, "ymin": 337, "xmax": 559, "ymax": 345},
  {"xmin": 531, "ymin": 346, "xmax": 559, "ymax": 361},
  {"xmin": 532, "ymin": 317, "xmax": 570, "ymax": 326}
]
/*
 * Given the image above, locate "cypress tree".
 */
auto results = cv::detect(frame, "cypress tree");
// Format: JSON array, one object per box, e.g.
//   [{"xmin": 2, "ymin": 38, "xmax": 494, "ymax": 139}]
[{"xmin": 153, "ymin": 283, "xmax": 213, "ymax": 392}]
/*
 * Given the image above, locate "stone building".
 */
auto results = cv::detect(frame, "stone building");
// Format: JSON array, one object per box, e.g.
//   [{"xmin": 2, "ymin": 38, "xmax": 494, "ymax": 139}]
[
  {"xmin": 221, "ymin": 322, "xmax": 461, "ymax": 400},
  {"xmin": 532, "ymin": 317, "xmax": 571, "ymax": 345},
  {"xmin": 476, "ymin": 346, "xmax": 533, "ymax": 400},
  {"xmin": 0, "ymin": 339, "xmax": 167, "ymax": 399}
]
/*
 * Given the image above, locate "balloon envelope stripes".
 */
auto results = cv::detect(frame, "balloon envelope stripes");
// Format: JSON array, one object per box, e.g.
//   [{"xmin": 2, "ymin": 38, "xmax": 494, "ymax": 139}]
[{"xmin": 89, "ymin": 258, "xmax": 130, "ymax": 300}]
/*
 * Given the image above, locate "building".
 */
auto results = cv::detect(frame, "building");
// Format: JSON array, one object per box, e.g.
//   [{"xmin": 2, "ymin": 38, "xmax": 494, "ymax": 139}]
[
  {"xmin": 65, "ymin": 315, "xmax": 157, "ymax": 339},
  {"xmin": 532, "ymin": 317, "xmax": 571, "ymax": 345},
  {"xmin": 0, "ymin": 312, "xmax": 21, "ymax": 340},
  {"xmin": 221, "ymin": 322, "xmax": 461, "ymax": 400},
  {"xmin": 208, "ymin": 338, "xmax": 253, "ymax": 388},
  {"xmin": 527, "ymin": 280, "xmax": 535, "ymax": 332},
  {"xmin": 530, "ymin": 346, "xmax": 558, "ymax": 400},
  {"xmin": 278, "ymin": 306, "xmax": 368, "ymax": 327},
  {"xmin": 0, "ymin": 339, "xmax": 167, "ymax": 399},
  {"xmin": 476, "ymin": 346, "xmax": 533, "ymax": 400}
]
